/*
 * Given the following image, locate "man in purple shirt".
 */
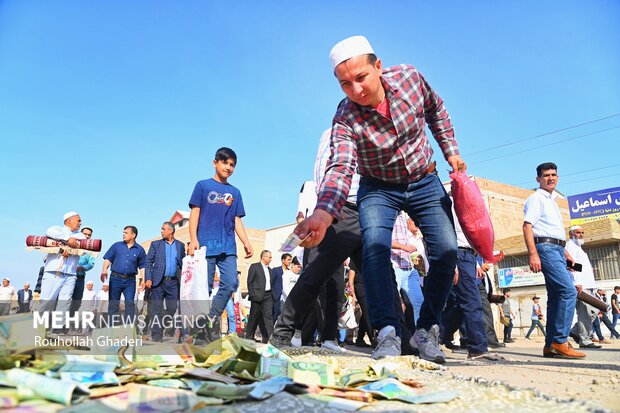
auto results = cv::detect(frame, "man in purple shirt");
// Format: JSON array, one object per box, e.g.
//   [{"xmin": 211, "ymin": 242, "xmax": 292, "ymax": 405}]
[{"xmin": 295, "ymin": 35, "xmax": 466, "ymax": 362}]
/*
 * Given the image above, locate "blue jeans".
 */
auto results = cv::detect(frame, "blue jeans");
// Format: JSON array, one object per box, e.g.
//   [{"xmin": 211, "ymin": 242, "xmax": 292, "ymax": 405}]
[
  {"xmin": 441, "ymin": 249, "xmax": 488, "ymax": 354},
  {"xmin": 108, "ymin": 274, "xmax": 136, "ymax": 324},
  {"xmin": 357, "ymin": 173, "xmax": 457, "ymax": 332},
  {"xmin": 207, "ymin": 254, "xmax": 238, "ymax": 319},
  {"xmin": 525, "ymin": 319, "xmax": 547, "ymax": 338},
  {"xmin": 395, "ymin": 267, "xmax": 424, "ymax": 324},
  {"xmin": 536, "ymin": 243, "xmax": 577, "ymax": 347},
  {"xmin": 225, "ymin": 297, "xmax": 236, "ymax": 334}
]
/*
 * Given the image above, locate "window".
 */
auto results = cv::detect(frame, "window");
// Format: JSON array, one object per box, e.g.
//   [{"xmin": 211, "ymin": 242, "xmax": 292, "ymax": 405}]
[{"xmin": 584, "ymin": 243, "xmax": 620, "ymax": 281}]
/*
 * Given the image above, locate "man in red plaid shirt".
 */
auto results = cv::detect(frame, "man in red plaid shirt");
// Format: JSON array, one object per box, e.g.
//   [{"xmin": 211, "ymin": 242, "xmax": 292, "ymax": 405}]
[{"xmin": 295, "ymin": 35, "xmax": 466, "ymax": 362}]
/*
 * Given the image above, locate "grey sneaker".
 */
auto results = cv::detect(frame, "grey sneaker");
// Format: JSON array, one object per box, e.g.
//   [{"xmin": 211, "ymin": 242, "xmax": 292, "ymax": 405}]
[
  {"xmin": 410, "ymin": 325, "xmax": 446, "ymax": 364},
  {"xmin": 321, "ymin": 340, "xmax": 347, "ymax": 353},
  {"xmin": 269, "ymin": 334, "xmax": 292, "ymax": 348},
  {"xmin": 290, "ymin": 329, "xmax": 302, "ymax": 348},
  {"xmin": 371, "ymin": 330, "xmax": 401, "ymax": 359}
]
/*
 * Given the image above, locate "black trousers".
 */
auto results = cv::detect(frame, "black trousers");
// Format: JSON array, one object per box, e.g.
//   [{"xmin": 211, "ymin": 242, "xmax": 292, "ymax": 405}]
[
  {"xmin": 69, "ymin": 275, "xmax": 86, "ymax": 316},
  {"xmin": 245, "ymin": 293, "xmax": 273, "ymax": 342},
  {"xmin": 478, "ymin": 280, "xmax": 501, "ymax": 345},
  {"xmin": 299, "ymin": 263, "xmax": 344, "ymax": 343},
  {"xmin": 352, "ymin": 267, "xmax": 375, "ymax": 344},
  {"xmin": 273, "ymin": 204, "xmax": 362, "ymax": 340},
  {"xmin": 274, "ymin": 204, "xmax": 412, "ymax": 350}
]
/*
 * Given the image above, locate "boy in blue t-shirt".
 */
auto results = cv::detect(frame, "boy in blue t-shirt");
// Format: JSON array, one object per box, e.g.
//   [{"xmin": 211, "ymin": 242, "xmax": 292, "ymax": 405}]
[{"xmin": 188, "ymin": 147, "xmax": 254, "ymax": 342}]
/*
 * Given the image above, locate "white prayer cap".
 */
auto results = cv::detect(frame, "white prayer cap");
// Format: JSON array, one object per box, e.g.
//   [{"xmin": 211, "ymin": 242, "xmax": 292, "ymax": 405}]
[
  {"xmin": 329, "ymin": 35, "xmax": 375, "ymax": 70},
  {"xmin": 82, "ymin": 225, "xmax": 93, "ymax": 232},
  {"xmin": 3, "ymin": 277, "xmax": 9, "ymax": 282},
  {"xmin": 569, "ymin": 225, "xmax": 582, "ymax": 232},
  {"xmin": 63, "ymin": 211, "xmax": 79, "ymax": 221}
]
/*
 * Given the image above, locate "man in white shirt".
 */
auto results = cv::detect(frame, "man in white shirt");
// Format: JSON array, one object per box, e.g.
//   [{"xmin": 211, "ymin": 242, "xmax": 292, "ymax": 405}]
[
  {"xmin": 523, "ymin": 163, "xmax": 585, "ymax": 359},
  {"xmin": 245, "ymin": 250, "xmax": 274, "ymax": 343},
  {"xmin": 40, "ymin": 211, "xmax": 86, "ymax": 333},
  {"xmin": 0, "ymin": 278, "xmax": 17, "ymax": 316},
  {"xmin": 566, "ymin": 225, "xmax": 602, "ymax": 349},
  {"xmin": 76, "ymin": 281, "xmax": 97, "ymax": 334},
  {"xmin": 94, "ymin": 283, "xmax": 109, "ymax": 328}
]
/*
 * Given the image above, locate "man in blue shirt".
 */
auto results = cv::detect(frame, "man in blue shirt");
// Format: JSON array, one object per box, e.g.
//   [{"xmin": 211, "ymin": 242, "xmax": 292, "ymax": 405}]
[
  {"xmin": 145, "ymin": 221, "xmax": 185, "ymax": 342},
  {"xmin": 188, "ymin": 147, "xmax": 253, "ymax": 343},
  {"xmin": 69, "ymin": 225, "xmax": 97, "ymax": 329},
  {"xmin": 101, "ymin": 226, "xmax": 146, "ymax": 325}
]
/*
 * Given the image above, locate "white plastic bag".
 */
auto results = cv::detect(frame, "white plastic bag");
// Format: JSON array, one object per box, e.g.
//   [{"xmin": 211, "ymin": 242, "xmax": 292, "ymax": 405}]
[
  {"xmin": 338, "ymin": 297, "xmax": 358, "ymax": 330},
  {"xmin": 180, "ymin": 247, "xmax": 211, "ymax": 317}
]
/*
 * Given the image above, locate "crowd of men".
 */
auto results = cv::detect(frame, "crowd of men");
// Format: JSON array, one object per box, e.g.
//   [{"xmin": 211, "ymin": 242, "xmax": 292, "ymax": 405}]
[{"xmin": 3, "ymin": 35, "xmax": 619, "ymax": 364}]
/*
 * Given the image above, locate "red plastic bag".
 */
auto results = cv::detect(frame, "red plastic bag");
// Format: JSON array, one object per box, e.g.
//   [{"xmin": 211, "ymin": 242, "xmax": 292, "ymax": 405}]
[{"xmin": 450, "ymin": 171, "xmax": 496, "ymax": 263}]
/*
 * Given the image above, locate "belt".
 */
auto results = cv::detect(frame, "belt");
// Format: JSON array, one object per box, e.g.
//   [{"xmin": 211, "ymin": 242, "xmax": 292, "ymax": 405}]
[
  {"xmin": 458, "ymin": 246, "xmax": 476, "ymax": 253},
  {"xmin": 111, "ymin": 272, "xmax": 136, "ymax": 279},
  {"xmin": 344, "ymin": 202, "xmax": 358, "ymax": 211},
  {"xmin": 163, "ymin": 276, "xmax": 176, "ymax": 281},
  {"xmin": 534, "ymin": 237, "xmax": 566, "ymax": 247}
]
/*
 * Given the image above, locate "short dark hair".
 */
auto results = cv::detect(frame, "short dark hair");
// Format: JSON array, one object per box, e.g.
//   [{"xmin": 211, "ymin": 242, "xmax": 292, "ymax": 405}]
[
  {"xmin": 503, "ymin": 288, "xmax": 511, "ymax": 294},
  {"xmin": 281, "ymin": 253, "xmax": 292, "ymax": 261},
  {"xmin": 367, "ymin": 53, "xmax": 378, "ymax": 65},
  {"xmin": 291, "ymin": 257, "xmax": 301, "ymax": 266},
  {"xmin": 536, "ymin": 162, "xmax": 557, "ymax": 177},
  {"xmin": 215, "ymin": 147, "xmax": 237, "ymax": 165},
  {"xmin": 124, "ymin": 225, "xmax": 138, "ymax": 237},
  {"xmin": 615, "ymin": 286, "xmax": 620, "ymax": 290},
  {"xmin": 260, "ymin": 250, "xmax": 271, "ymax": 259},
  {"xmin": 162, "ymin": 221, "xmax": 175, "ymax": 234}
]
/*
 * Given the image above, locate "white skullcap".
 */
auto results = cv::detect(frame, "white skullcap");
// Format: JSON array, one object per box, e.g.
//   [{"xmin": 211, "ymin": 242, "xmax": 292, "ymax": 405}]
[
  {"xmin": 82, "ymin": 225, "xmax": 93, "ymax": 231},
  {"xmin": 63, "ymin": 211, "xmax": 79, "ymax": 221},
  {"xmin": 569, "ymin": 225, "xmax": 583, "ymax": 232},
  {"xmin": 329, "ymin": 35, "xmax": 375, "ymax": 70},
  {"xmin": 3, "ymin": 277, "xmax": 9, "ymax": 282}
]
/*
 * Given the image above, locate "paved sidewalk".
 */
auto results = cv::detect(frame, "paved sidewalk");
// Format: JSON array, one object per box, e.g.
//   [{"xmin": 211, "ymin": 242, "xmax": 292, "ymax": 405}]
[{"xmin": 350, "ymin": 335, "xmax": 620, "ymax": 412}]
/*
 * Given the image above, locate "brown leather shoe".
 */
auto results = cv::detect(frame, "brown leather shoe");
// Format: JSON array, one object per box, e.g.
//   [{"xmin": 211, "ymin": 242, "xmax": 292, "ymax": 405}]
[{"xmin": 545, "ymin": 342, "xmax": 586, "ymax": 359}]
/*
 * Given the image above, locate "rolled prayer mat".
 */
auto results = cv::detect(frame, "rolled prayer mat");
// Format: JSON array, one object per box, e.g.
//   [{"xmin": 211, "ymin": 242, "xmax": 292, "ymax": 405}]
[
  {"xmin": 26, "ymin": 235, "xmax": 102, "ymax": 252},
  {"xmin": 577, "ymin": 290, "xmax": 610, "ymax": 313}
]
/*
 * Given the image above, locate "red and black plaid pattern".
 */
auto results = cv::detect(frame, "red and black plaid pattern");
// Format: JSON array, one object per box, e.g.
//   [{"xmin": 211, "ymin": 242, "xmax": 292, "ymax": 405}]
[
  {"xmin": 317, "ymin": 64, "xmax": 459, "ymax": 219},
  {"xmin": 26, "ymin": 235, "xmax": 102, "ymax": 252}
]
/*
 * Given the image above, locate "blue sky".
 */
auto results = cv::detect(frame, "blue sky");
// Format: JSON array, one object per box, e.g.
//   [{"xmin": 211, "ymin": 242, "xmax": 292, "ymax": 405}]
[{"xmin": 1, "ymin": 1, "xmax": 619, "ymax": 289}]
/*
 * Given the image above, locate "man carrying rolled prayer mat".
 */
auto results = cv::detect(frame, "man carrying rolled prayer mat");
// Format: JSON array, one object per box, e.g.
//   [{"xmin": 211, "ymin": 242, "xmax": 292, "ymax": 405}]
[{"xmin": 39, "ymin": 211, "xmax": 85, "ymax": 334}]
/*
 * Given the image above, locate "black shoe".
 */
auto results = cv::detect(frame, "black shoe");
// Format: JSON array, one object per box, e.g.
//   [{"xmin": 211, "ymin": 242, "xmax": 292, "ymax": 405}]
[
  {"xmin": 488, "ymin": 342, "xmax": 506, "ymax": 348},
  {"xmin": 443, "ymin": 341, "xmax": 459, "ymax": 350},
  {"xmin": 204, "ymin": 316, "xmax": 221, "ymax": 344},
  {"xmin": 579, "ymin": 343, "xmax": 602, "ymax": 349}
]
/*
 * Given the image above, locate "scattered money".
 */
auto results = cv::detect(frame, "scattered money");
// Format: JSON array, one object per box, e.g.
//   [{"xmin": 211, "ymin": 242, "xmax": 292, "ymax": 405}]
[{"xmin": 279, "ymin": 233, "xmax": 309, "ymax": 253}]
